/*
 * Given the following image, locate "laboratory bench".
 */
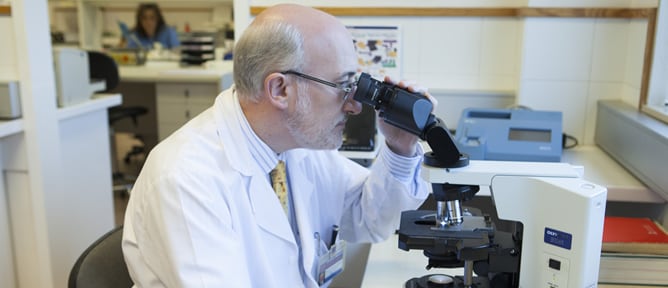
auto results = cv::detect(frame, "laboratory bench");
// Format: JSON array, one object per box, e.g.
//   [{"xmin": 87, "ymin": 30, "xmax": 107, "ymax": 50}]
[{"xmin": 112, "ymin": 60, "xmax": 234, "ymax": 150}]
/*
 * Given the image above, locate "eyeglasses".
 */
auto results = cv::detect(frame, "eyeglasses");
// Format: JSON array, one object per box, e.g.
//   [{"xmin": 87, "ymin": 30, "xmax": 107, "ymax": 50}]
[{"xmin": 281, "ymin": 70, "xmax": 356, "ymax": 101}]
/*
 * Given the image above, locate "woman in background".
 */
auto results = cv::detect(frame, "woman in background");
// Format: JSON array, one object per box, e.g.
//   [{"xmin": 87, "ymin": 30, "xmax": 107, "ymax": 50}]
[{"xmin": 124, "ymin": 3, "xmax": 180, "ymax": 49}]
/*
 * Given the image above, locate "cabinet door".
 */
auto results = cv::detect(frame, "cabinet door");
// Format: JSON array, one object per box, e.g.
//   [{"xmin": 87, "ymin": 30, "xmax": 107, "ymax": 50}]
[
  {"xmin": 156, "ymin": 83, "xmax": 187, "ymax": 122},
  {"xmin": 0, "ymin": 167, "xmax": 16, "ymax": 288},
  {"xmin": 5, "ymin": 171, "xmax": 30, "ymax": 288},
  {"xmin": 156, "ymin": 101, "xmax": 189, "ymax": 140},
  {"xmin": 156, "ymin": 83, "xmax": 218, "ymax": 140},
  {"xmin": 185, "ymin": 84, "xmax": 217, "ymax": 120},
  {"xmin": 185, "ymin": 84, "xmax": 218, "ymax": 104}
]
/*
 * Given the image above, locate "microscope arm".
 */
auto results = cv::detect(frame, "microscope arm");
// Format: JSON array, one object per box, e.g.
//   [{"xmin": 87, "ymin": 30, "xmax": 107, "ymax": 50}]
[{"xmin": 421, "ymin": 160, "xmax": 583, "ymax": 187}]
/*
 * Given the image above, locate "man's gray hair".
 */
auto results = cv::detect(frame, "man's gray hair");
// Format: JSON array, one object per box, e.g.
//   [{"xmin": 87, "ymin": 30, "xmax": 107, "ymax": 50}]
[{"xmin": 233, "ymin": 20, "xmax": 305, "ymax": 102}]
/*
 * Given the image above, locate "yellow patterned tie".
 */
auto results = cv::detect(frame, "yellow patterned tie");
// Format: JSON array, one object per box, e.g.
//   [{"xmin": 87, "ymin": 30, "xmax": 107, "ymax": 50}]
[{"xmin": 270, "ymin": 160, "xmax": 289, "ymax": 214}]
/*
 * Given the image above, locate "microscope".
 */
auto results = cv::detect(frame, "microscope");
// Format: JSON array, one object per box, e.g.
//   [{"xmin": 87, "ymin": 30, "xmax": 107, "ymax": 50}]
[{"xmin": 353, "ymin": 73, "xmax": 607, "ymax": 288}]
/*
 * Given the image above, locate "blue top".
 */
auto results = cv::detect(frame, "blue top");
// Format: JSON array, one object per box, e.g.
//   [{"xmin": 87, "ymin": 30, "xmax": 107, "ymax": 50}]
[{"xmin": 126, "ymin": 27, "xmax": 180, "ymax": 49}]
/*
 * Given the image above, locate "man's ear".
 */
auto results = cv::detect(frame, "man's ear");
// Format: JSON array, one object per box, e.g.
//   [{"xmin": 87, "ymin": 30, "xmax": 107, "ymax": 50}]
[{"xmin": 264, "ymin": 72, "xmax": 290, "ymax": 110}]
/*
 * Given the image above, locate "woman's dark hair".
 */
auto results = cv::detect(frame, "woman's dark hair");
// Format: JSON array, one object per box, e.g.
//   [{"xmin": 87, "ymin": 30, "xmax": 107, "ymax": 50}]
[{"xmin": 133, "ymin": 3, "xmax": 167, "ymax": 39}]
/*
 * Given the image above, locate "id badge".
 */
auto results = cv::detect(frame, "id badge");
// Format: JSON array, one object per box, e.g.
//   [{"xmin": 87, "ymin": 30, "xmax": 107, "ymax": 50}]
[{"xmin": 316, "ymin": 240, "xmax": 346, "ymax": 286}]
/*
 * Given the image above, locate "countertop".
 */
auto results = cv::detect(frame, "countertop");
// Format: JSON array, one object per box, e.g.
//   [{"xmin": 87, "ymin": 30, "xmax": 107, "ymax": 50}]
[
  {"xmin": 561, "ymin": 145, "xmax": 664, "ymax": 203},
  {"xmin": 457, "ymin": 145, "xmax": 664, "ymax": 203},
  {"xmin": 0, "ymin": 94, "xmax": 121, "ymax": 138},
  {"xmin": 118, "ymin": 60, "xmax": 233, "ymax": 83},
  {"xmin": 0, "ymin": 118, "xmax": 23, "ymax": 138},
  {"xmin": 58, "ymin": 93, "xmax": 121, "ymax": 120}
]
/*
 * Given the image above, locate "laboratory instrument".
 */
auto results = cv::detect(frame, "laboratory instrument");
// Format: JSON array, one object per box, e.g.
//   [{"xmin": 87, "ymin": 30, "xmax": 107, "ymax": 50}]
[{"xmin": 454, "ymin": 108, "xmax": 562, "ymax": 162}]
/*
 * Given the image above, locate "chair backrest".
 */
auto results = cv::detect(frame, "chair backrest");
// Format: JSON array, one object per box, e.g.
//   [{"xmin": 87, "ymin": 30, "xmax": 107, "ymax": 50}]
[
  {"xmin": 87, "ymin": 50, "xmax": 120, "ymax": 92},
  {"xmin": 68, "ymin": 226, "xmax": 134, "ymax": 288}
]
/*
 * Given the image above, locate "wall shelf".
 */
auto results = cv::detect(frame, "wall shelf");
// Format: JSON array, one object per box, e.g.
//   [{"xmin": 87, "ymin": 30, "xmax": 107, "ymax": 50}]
[
  {"xmin": 0, "ymin": 5, "xmax": 10, "ymax": 16},
  {"xmin": 250, "ymin": 6, "xmax": 654, "ymax": 18},
  {"xmin": 0, "ymin": 119, "xmax": 23, "ymax": 138}
]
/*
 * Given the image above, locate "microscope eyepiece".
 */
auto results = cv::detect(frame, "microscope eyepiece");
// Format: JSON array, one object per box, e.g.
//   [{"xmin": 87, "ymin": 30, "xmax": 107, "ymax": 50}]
[{"xmin": 353, "ymin": 72, "xmax": 433, "ymax": 137}]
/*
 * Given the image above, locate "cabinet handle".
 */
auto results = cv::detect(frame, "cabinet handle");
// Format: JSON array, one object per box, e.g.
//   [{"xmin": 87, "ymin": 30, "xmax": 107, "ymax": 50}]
[
  {"xmin": 184, "ymin": 89, "xmax": 190, "ymax": 97},
  {"xmin": 186, "ymin": 110, "xmax": 190, "ymax": 119}
]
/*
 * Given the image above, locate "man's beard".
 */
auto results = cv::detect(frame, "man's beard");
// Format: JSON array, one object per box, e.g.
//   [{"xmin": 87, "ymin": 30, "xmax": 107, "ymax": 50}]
[{"xmin": 286, "ymin": 85, "xmax": 345, "ymax": 150}]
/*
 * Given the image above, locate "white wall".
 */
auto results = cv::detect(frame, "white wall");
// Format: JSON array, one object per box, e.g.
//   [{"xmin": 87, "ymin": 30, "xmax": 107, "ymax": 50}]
[
  {"xmin": 517, "ymin": 17, "xmax": 644, "ymax": 145},
  {"xmin": 0, "ymin": 17, "xmax": 17, "ymax": 76},
  {"xmin": 336, "ymin": 16, "xmax": 520, "ymax": 127},
  {"xmin": 234, "ymin": 0, "xmax": 652, "ymax": 144},
  {"xmin": 0, "ymin": 15, "xmax": 19, "ymax": 288},
  {"xmin": 339, "ymin": 16, "xmax": 521, "ymax": 92}
]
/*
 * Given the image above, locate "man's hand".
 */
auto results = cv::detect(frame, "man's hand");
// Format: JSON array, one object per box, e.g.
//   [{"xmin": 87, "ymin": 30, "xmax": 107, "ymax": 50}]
[{"xmin": 378, "ymin": 76, "xmax": 437, "ymax": 157}]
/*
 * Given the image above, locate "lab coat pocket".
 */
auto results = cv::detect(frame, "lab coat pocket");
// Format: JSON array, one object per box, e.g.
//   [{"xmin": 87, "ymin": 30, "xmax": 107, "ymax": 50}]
[
  {"xmin": 316, "ymin": 236, "xmax": 329, "ymax": 257},
  {"xmin": 315, "ymin": 238, "xmax": 346, "ymax": 286}
]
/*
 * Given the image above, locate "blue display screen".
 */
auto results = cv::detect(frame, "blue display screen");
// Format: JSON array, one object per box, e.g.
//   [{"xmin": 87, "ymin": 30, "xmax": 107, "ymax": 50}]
[{"xmin": 544, "ymin": 227, "xmax": 572, "ymax": 250}]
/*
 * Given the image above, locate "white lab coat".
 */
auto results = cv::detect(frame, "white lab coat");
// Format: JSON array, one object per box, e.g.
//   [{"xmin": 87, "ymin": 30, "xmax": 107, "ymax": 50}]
[{"xmin": 122, "ymin": 88, "xmax": 429, "ymax": 287}]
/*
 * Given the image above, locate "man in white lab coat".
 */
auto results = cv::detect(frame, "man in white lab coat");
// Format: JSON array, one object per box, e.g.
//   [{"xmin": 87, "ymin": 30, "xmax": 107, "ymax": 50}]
[{"xmin": 122, "ymin": 4, "xmax": 433, "ymax": 287}]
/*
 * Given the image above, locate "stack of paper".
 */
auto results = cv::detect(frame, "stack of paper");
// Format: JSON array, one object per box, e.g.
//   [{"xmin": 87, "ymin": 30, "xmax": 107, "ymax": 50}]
[{"xmin": 599, "ymin": 217, "xmax": 668, "ymax": 286}]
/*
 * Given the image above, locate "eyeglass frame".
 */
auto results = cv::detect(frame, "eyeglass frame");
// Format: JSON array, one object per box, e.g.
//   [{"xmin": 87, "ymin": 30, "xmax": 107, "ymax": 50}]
[{"xmin": 281, "ymin": 70, "xmax": 357, "ymax": 101}]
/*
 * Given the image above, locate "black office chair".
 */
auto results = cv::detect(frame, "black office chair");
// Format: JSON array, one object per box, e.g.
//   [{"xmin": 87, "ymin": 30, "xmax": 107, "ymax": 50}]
[
  {"xmin": 88, "ymin": 51, "xmax": 148, "ymax": 195},
  {"xmin": 68, "ymin": 226, "xmax": 134, "ymax": 288}
]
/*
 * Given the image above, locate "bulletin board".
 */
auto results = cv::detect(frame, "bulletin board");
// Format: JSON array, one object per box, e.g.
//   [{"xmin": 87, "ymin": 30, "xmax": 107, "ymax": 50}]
[{"xmin": 347, "ymin": 26, "xmax": 401, "ymax": 80}]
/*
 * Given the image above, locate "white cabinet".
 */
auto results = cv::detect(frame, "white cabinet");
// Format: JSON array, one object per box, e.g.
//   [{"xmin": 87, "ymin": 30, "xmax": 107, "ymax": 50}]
[
  {"xmin": 116, "ymin": 61, "xmax": 233, "ymax": 149},
  {"xmin": 156, "ymin": 82, "xmax": 218, "ymax": 140},
  {"xmin": 0, "ymin": 139, "xmax": 16, "ymax": 288},
  {"xmin": 0, "ymin": 95, "xmax": 120, "ymax": 288}
]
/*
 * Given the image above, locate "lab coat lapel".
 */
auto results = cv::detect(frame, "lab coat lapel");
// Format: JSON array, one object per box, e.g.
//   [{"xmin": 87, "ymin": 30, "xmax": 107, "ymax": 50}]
[
  {"xmin": 212, "ymin": 87, "xmax": 253, "ymax": 176},
  {"xmin": 214, "ymin": 89, "xmax": 294, "ymax": 243},
  {"xmin": 287, "ymin": 153, "xmax": 320, "ymax": 285},
  {"xmin": 248, "ymin": 175, "xmax": 297, "ymax": 245}
]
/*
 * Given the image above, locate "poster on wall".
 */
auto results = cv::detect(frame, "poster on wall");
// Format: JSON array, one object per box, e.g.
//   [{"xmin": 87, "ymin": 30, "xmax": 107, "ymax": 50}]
[
  {"xmin": 347, "ymin": 26, "xmax": 401, "ymax": 80},
  {"xmin": 339, "ymin": 26, "xmax": 401, "ymax": 154}
]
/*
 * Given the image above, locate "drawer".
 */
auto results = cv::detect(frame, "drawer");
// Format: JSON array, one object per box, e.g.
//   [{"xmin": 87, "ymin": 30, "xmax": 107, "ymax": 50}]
[
  {"xmin": 157, "ymin": 102, "xmax": 189, "ymax": 124},
  {"xmin": 157, "ymin": 83, "xmax": 218, "ymax": 100},
  {"xmin": 155, "ymin": 84, "xmax": 185, "ymax": 102},
  {"xmin": 187, "ymin": 94, "xmax": 217, "ymax": 105}
]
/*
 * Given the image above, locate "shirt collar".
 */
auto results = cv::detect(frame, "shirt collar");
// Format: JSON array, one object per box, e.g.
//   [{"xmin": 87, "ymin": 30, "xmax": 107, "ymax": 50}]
[{"xmin": 233, "ymin": 90, "xmax": 281, "ymax": 174}]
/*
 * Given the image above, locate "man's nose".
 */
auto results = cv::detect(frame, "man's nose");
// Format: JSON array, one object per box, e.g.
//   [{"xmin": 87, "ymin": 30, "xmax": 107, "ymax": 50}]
[{"xmin": 344, "ymin": 98, "xmax": 363, "ymax": 115}]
